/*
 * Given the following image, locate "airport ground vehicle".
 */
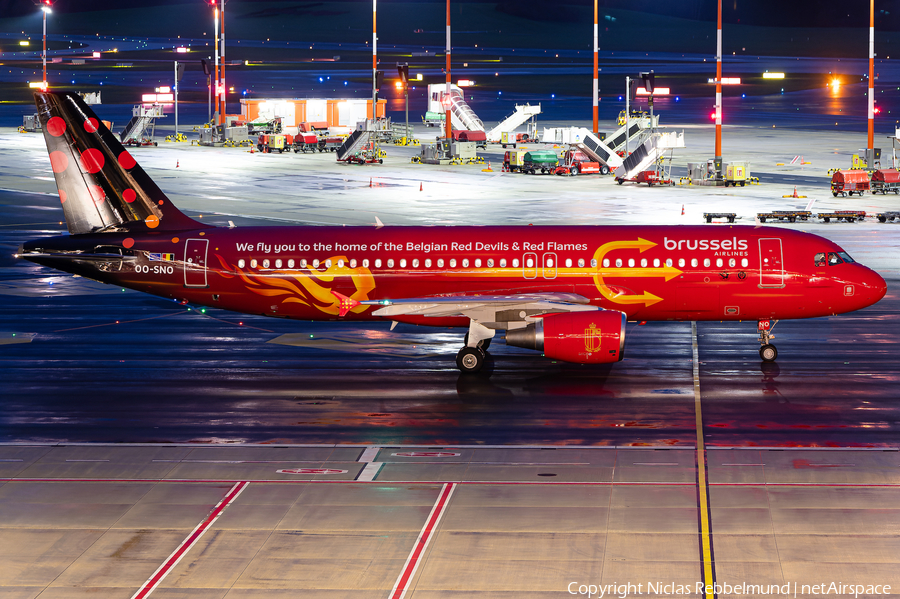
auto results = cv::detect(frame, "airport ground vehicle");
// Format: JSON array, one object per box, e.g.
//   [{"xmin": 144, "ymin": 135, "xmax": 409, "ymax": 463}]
[
  {"xmin": 293, "ymin": 133, "xmax": 319, "ymax": 153},
  {"xmin": 831, "ymin": 170, "xmax": 870, "ymax": 196},
  {"xmin": 724, "ymin": 161, "xmax": 751, "ymax": 187},
  {"xmin": 521, "ymin": 150, "xmax": 558, "ymax": 174},
  {"xmin": 256, "ymin": 134, "xmax": 286, "ymax": 153},
  {"xmin": 20, "ymin": 92, "xmax": 888, "ymax": 372},
  {"xmin": 555, "ymin": 149, "xmax": 600, "ymax": 176},
  {"xmin": 817, "ymin": 211, "xmax": 867, "ymax": 223},
  {"xmin": 757, "ymin": 211, "xmax": 812, "ymax": 223},
  {"xmin": 871, "ymin": 169, "xmax": 900, "ymax": 194}
]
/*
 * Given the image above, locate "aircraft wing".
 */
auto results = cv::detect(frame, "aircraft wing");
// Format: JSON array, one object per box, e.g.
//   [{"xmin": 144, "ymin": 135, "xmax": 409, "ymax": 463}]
[{"xmin": 362, "ymin": 292, "xmax": 598, "ymax": 326}]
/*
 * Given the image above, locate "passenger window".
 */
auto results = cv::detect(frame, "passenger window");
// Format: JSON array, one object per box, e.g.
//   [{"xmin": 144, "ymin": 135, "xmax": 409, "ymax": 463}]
[
  {"xmin": 350, "ymin": 259, "xmax": 357, "ymax": 268},
  {"xmin": 275, "ymin": 259, "xmax": 282, "ymax": 268},
  {"xmin": 251, "ymin": 259, "xmax": 258, "ymax": 268},
  {"xmin": 653, "ymin": 258, "xmax": 660, "ymax": 268},
  {"xmin": 591, "ymin": 259, "xmax": 597, "ymax": 267},
  {"xmin": 838, "ymin": 251, "xmax": 855, "ymax": 263},
  {"xmin": 424, "ymin": 259, "xmax": 431, "ymax": 267},
  {"xmin": 487, "ymin": 259, "xmax": 494, "ymax": 267},
  {"xmin": 462, "ymin": 259, "xmax": 470, "ymax": 267},
  {"xmin": 412, "ymin": 259, "xmax": 419, "ymax": 268},
  {"xmin": 263, "ymin": 259, "xmax": 270, "ymax": 268},
  {"xmin": 513, "ymin": 258, "xmax": 520, "ymax": 267},
  {"xmin": 325, "ymin": 259, "xmax": 332, "ymax": 268},
  {"xmin": 828, "ymin": 252, "xmax": 843, "ymax": 265},
  {"xmin": 565, "ymin": 258, "xmax": 572, "ymax": 268},
  {"xmin": 627, "ymin": 258, "xmax": 635, "ymax": 267},
  {"xmin": 814, "ymin": 252, "xmax": 827, "ymax": 267},
  {"xmin": 640, "ymin": 258, "xmax": 647, "ymax": 268},
  {"xmin": 288, "ymin": 259, "xmax": 295, "ymax": 268},
  {"xmin": 437, "ymin": 259, "xmax": 445, "ymax": 267},
  {"xmin": 691, "ymin": 258, "xmax": 698, "ymax": 268},
  {"xmin": 450, "ymin": 259, "xmax": 457, "ymax": 267},
  {"xmin": 526, "ymin": 258, "xmax": 534, "ymax": 267},
  {"xmin": 337, "ymin": 259, "xmax": 344, "ymax": 268},
  {"xmin": 238, "ymin": 259, "xmax": 246, "ymax": 268},
  {"xmin": 474, "ymin": 259, "xmax": 481, "ymax": 267},
  {"xmin": 740, "ymin": 258, "xmax": 748, "ymax": 268},
  {"xmin": 300, "ymin": 258, "xmax": 307, "ymax": 268},
  {"xmin": 578, "ymin": 258, "xmax": 585, "ymax": 267},
  {"xmin": 615, "ymin": 258, "xmax": 622, "ymax": 267},
  {"xmin": 500, "ymin": 258, "xmax": 507, "ymax": 267},
  {"xmin": 374, "ymin": 259, "xmax": 382, "ymax": 268},
  {"xmin": 602, "ymin": 258, "xmax": 610, "ymax": 267},
  {"xmin": 312, "ymin": 259, "xmax": 320, "ymax": 268},
  {"xmin": 400, "ymin": 259, "xmax": 407, "ymax": 268},
  {"xmin": 715, "ymin": 258, "xmax": 723, "ymax": 268},
  {"xmin": 362, "ymin": 259, "xmax": 369, "ymax": 268},
  {"xmin": 703, "ymin": 258, "xmax": 710, "ymax": 267},
  {"xmin": 678, "ymin": 258, "xmax": 685, "ymax": 268},
  {"xmin": 387, "ymin": 259, "xmax": 395, "ymax": 268},
  {"xmin": 666, "ymin": 258, "xmax": 673, "ymax": 267}
]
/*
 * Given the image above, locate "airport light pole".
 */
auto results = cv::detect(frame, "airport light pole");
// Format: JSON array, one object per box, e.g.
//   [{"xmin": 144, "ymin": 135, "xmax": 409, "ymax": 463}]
[
  {"xmin": 373, "ymin": 0, "xmax": 377, "ymax": 125},
  {"xmin": 867, "ymin": 0, "xmax": 875, "ymax": 164},
  {"xmin": 39, "ymin": 0, "xmax": 52, "ymax": 88},
  {"xmin": 592, "ymin": 0, "xmax": 598, "ymax": 134},
  {"xmin": 212, "ymin": 0, "xmax": 219, "ymax": 124},
  {"xmin": 445, "ymin": 0, "xmax": 452, "ymax": 140},
  {"xmin": 714, "ymin": 0, "xmax": 723, "ymax": 178},
  {"xmin": 220, "ymin": 0, "xmax": 226, "ymax": 124}
]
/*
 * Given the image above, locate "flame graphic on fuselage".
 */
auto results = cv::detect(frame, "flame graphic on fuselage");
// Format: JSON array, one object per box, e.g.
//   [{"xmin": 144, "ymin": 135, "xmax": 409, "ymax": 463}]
[{"xmin": 218, "ymin": 254, "xmax": 375, "ymax": 316}]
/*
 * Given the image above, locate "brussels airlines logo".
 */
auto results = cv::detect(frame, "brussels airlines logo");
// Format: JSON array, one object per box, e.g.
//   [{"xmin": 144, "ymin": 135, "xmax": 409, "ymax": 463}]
[{"xmin": 663, "ymin": 237, "xmax": 749, "ymax": 252}]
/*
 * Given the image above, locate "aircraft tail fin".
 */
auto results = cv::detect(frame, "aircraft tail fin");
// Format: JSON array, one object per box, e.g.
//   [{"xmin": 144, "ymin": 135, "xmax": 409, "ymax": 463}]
[{"xmin": 33, "ymin": 91, "xmax": 209, "ymax": 235}]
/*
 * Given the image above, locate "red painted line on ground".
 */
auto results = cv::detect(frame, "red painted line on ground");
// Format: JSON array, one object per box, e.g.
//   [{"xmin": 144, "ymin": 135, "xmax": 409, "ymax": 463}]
[
  {"xmin": 130, "ymin": 481, "xmax": 248, "ymax": 599},
  {"xmin": 389, "ymin": 482, "xmax": 456, "ymax": 599}
]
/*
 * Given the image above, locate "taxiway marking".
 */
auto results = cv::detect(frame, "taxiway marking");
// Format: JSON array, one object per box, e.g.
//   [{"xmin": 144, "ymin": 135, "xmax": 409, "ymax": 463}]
[
  {"xmin": 692, "ymin": 321, "xmax": 716, "ymax": 599},
  {"xmin": 130, "ymin": 480, "xmax": 248, "ymax": 599},
  {"xmin": 389, "ymin": 482, "xmax": 456, "ymax": 599}
]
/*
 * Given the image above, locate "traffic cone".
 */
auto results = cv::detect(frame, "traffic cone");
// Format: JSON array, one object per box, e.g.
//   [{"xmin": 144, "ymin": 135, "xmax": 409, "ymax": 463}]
[
  {"xmin": 369, "ymin": 178, "xmax": 372, "ymax": 188},
  {"xmin": 792, "ymin": 187, "xmax": 799, "ymax": 198},
  {"xmin": 176, "ymin": 160, "xmax": 179, "ymax": 168},
  {"xmin": 681, "ymin": 204, "xmax": 685, "ymax": 216},
  {"xmin": 419, "ymin": 182, "xmax": 423, "ymax": 191}
]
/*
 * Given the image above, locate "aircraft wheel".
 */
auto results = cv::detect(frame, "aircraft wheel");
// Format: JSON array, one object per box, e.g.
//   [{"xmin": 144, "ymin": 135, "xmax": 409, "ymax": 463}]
[
  {"xmin": 759, "ymin": 344, "xmax": 778, "ymax": 362},
  {"xmin": 456, "ymin": 346, "xmax": 485, "ymax": 373}
]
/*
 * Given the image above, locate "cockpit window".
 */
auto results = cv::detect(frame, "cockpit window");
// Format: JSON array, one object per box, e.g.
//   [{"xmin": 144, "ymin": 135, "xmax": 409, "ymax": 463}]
[
  {"xmin": 838, "ymin": 251, "xmax": 855, "ymax": 264},
  {"xmin": 827, "ymin": 252, "xmax": 843, "ymax": 266},
  {"xmin": 814, "ymin": 252, "xmax": 827, "ymax": 267}
]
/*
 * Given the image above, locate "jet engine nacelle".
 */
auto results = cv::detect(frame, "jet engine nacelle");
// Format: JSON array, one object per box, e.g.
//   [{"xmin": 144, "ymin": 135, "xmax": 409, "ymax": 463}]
[{"xmin": 505, "ymin": 310, "xmax": 626, "ymax": 364}]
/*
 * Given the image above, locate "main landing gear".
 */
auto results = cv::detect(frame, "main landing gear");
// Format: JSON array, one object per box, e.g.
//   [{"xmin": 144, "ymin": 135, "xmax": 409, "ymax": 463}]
[
  {"xmin": 456, "ymin": 323, "xmax": 495, "ymax": 374},
  {"xmin": 758, "ymin": 319, "xmax": 779, "ymax": 362}
]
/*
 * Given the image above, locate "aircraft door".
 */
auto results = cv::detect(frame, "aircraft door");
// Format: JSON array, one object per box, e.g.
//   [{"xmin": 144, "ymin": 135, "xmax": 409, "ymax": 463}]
[
  {"xmin": 542, "ymin": 252, "xmax": 557, "ymax": 279},
  {"xmin": 758, "ymin": 238, "xmax": 784, "ymax": 288},
  {"xmin": 523, "ymin": 252, "xmax": 537, "ymax": 279},
  {"xmin": 184, "ymin": 238, "xmax": 209, "ymax": 287}
]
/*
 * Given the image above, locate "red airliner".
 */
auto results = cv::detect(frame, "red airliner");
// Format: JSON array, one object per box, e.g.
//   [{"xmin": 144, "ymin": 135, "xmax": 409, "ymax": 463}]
[{"xmin": 18, "ymin": 92, "xmax": 887, "ymax": 373}]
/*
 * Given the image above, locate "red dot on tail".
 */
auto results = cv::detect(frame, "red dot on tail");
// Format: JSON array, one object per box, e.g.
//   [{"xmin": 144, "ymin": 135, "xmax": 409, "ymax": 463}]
[
  {"xmin": 49, "ymin": 151, "xmax": 69, "ymax": 173},
  {"xmin": 123, "ymin": 189, "xmax": 137, "ymax": 203},
  {"xmin": 84, "ymin": 118, "xmax": 99, "ymax": 133},
  {"xmin": 122, "ymin": 238, "xmax": 135, "ymax": 249},
  {"xmin": 46, "ymin": 117, "xmax": 66, "ymax": 137},
  {"xmin": 80, "ymin": 148, "xmax": 105, "ymax": 174},
  {"xmin": 118, "ymin": 151, "xmax": 137, "ymax": 170},
  {"xmin": 89, "ymin": 184, "xmax": 105, "ymax": 205},
  {"xmin": 59, "ymin": 189, "xmax": 67, "ymax": 204}
]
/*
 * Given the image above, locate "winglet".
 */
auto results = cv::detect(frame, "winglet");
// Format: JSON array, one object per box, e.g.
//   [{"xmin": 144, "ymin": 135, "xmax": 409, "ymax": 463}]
[
  {"xmin": 331, "ymin": 290, "xmax": 360, "ymax": 317},
  {"xmin": 374, "ymin": 216, "xmax": 384, "ymax": 229}
]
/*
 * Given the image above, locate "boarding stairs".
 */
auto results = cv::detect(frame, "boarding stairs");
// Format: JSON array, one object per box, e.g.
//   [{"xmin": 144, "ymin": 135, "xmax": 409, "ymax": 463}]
[
  {"xmin": 120, "ymin": 104, "xmax": 164, "ymax": 146},
  {"xmin": 605, "ymin": 115, "xmax": 658, "ymax": 154},
  {"xmin": 447, "ymin": 90, "xmax": 485, "ymax": 132},
  {"xmin": 336, "ymin": 128, "xmax": 374, "ymax": 162},
  {"xmin": 613, "ymin": 131, "xmax": 685, "ymax": 181},
  {"xmin": 486, "ymin": 104, "xmax": 542, "ymax": 142},
  {"xmin": 572, "ymin": 128, "xmax": 624, "ymax": 170}
]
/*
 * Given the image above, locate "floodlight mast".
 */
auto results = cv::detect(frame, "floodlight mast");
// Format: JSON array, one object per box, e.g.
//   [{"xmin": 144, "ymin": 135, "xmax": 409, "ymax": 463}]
[
  {"xmin": 40, "ymin": 1, "xmax": 52, "ymax": 88},
  {"xmin": 373, "ymin": 0, "xmax": 377, "ymax": 123},
  {"xmin": 445, "ymin": 0, "xmax": 452, "ymax": 140},
  {"xmin": 867, "ymin": 0, "xmax": 875, "ymax": 159},
  {"xmin": 714, "ymin": 0, "xmax": 723, "ymax": 177},
  {"xmin": 220, "ymin": 0, "xmax": 226, "ymax": 123},
  {"xmin": 592, "ymin": 0, "xmax": 598, "ymax": 134},
  {"xmin": 213, "ymin": 2, "xmax": 219, "ymax": 123}
]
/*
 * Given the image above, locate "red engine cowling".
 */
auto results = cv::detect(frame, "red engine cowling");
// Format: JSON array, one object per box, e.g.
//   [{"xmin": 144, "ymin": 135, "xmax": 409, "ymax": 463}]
[{"xmin": 505, "ymin": 310, "xmax": 626, "ymax": 364}]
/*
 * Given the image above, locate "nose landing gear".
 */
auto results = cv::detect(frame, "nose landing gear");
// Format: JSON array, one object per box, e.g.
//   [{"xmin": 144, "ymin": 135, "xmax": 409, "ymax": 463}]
[{"xmin": 758, "ymin": 319, "xmax": 779, "ymax": 362}]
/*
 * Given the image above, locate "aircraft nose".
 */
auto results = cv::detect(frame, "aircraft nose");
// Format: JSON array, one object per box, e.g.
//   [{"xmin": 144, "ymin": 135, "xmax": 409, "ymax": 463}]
[{"xmin": 858, "ymin": 266, "xmax": 887, "ymax": 306}]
